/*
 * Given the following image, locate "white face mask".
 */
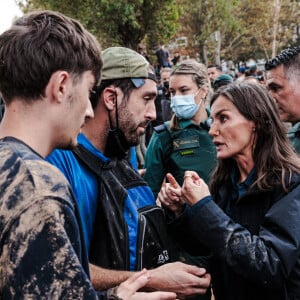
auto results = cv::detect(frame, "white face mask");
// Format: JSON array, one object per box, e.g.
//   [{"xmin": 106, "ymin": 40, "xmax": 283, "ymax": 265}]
[{"xmin": 170, "ymin": 89, "xmax": 203, "ymax": 119}]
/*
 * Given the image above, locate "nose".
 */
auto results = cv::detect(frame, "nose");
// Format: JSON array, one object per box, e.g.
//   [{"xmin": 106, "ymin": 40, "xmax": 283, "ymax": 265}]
[
  {"xmin": 86, "ymin": 99, "xmax": 94, "ymax": 119},
  {"xmin": 145, "ymin": 101, "xmax": 156, "ymax": 121},
  {"xmin": 208, "ymin": 123, "xmax": 219, "ymax": 136}
]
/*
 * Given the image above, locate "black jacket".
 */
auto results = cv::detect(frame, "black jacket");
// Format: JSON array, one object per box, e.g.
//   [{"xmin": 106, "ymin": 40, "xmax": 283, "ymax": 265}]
[{"xmin": 169, "ymin": 172, "xmax": 300, "ymax": 300}]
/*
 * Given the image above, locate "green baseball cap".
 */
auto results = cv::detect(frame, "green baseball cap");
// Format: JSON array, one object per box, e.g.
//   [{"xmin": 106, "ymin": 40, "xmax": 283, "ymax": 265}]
[{"xmin": 101, "ymin": 47, "xmax": 155, "ymax": 88}]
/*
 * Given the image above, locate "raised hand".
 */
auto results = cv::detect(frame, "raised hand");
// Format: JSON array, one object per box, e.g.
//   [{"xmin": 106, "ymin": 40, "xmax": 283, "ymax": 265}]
[
  {"xmin": 182, "ymin": 171, "xmax": 210, "ymax": 206},
  {"xmin": 157, "ymin": 173, "xmax": 185, "ymax": 216}
]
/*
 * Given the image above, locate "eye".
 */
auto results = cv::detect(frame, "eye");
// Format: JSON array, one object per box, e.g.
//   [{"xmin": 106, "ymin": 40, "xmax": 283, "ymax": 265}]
[
  {"xmin": 89, "ymin": 89, "xmax": 97, "ymax": 101},
  {"xmin": 267, "ymin": 83, "xmax": 280, "ymax": 93},
  {"xmin": 89, "ymin": 89, "xmax": 96, "ymax": 98},
  {"xmin": 220, "ymin": 114, "xmax": 228, "ymax": 123},
  {"xmin": 181, "ymin": 88, "xmax": 190, "ymax": 94},
  {"xmin": 144, "ymin": 95, "xmax": 156, "ymax": 102}
]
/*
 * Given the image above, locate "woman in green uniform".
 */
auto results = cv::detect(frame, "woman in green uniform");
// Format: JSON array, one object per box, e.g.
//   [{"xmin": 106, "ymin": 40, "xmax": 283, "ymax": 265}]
[{"xmin": 143, "ymin": 59, "xmax": 218, "ymax": 300}]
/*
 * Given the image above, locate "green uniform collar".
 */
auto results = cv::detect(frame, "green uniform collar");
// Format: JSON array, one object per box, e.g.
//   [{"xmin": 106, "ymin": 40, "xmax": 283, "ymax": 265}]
[{"xmin": 178, "ymin": 108, "xmax": 211, "ymax": 130}]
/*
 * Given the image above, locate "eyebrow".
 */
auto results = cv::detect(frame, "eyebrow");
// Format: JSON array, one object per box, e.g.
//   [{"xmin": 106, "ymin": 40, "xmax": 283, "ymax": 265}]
[
  {"xmin": 266, "ymin": 81, "xmax": 281, "ymax": 88},
  {"xmin": 144, "ymin": 91, "xmax": 157, "ymax": 97},
  {"xmin": 170, "ymin": 85, "xmax": 189, "ymax": 90},
  {"xmin": 212, "ymin": 108, "xmax": 229, "ymax": 118}
]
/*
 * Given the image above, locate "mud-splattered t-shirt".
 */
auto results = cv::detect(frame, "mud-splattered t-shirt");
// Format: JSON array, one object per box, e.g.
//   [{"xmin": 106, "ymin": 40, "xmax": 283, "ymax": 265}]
[{"xmin": 0, "ymin": 137, "xmax": 98, "ymax": 299}]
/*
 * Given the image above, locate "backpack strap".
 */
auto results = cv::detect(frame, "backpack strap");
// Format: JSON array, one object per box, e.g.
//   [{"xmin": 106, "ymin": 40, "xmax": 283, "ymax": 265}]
[{"xmin": 72, "ymin": 144, "xmax": 106, "ymax": 176}]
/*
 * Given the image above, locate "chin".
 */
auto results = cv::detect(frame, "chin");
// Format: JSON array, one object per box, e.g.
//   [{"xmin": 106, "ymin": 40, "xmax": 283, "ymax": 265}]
[
  {"xmin": 69, "ymin": 138, "xmax": 78, "ymax": 149},
  {"xmin": 217, "ymin": 153, "xmax": 229, "ymax": 160},
  {"xmin": 58, "ymin": 137, "xmax": 78, "ymax": 151}
]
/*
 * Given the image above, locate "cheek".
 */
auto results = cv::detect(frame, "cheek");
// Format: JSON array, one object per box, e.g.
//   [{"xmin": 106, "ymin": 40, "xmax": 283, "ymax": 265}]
[{"xmin": 225, "ymin": 127, "xmax": 249, "ymax": 145}]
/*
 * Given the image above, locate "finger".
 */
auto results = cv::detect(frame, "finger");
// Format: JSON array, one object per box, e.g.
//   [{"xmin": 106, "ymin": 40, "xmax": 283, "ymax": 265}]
[
  {"xmin": 166, "ymin": 173, "xmax": 180, "ymax": 188},
  {"xmin": 115, "ymin": 270, "xmax": 150, "ymax": 300},
  {"xmin": 184, "ymin": 265, "xmax": 207, "ymax": 277},
  {"xmin": 136, "ymin": 291, "xmax": 177, "ymax": 300},
  {"xmin": 123, "ymin": 269, "xmax": 149, "ymax": 287},
  {"xmin": 184, "ymin": 171, "xmax": 200, "ymax": 183},
  {"xmin": 189, "ymin": 170, "xmax": 200, "ymax": 179},
  {"xmin": 183, "ymin": 171, "xmax": 202, "ymax": 187},
  {"xmin": 158, "ymin": 187, "xmax": 171, "ymax": 206}
]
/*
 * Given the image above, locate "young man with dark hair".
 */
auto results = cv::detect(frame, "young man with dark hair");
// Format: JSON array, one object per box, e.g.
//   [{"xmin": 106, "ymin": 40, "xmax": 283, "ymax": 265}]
[
  {"xmin": 0, "ymin": 11, "xmax": 176, "ymax": 300},
  {"xmin": 265, "ymin": 47, "xmax": 300, "ymax": 153}
]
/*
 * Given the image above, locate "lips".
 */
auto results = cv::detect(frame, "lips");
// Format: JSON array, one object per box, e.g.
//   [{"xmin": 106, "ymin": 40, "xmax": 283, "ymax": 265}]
[{"xmin": 213, "ymin": 141, "xmax": 224, "ymax": 151}]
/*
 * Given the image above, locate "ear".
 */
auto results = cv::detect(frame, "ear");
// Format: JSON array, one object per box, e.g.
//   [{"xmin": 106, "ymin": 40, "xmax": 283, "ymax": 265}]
[
  {"xmin": 199, "ymin": 87, "xmax": 208, "ymax": 99},
  {"xmin": 103, "ymin": 87, "xmax": 117, "ymax": 111},
  {"xmin": 45, "ymin": 71, "xmax": 70, "ymax": 104}
]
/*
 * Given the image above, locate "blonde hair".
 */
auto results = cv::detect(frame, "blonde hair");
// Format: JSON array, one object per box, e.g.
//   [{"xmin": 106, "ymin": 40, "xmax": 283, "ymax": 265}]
[{"xmin": 170, "ymin": 59, "xmax": 211, "ymax": 129}]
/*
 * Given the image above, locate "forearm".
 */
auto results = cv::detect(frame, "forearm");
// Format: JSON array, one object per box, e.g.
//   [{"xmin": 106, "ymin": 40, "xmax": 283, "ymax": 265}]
[
  {"xmin": 187, "ymin": 197, "xmax": 299, "ymax": 286},
  {"xmin": 90, "ymin": 263, "xmax": 132, "ymax": 291}
]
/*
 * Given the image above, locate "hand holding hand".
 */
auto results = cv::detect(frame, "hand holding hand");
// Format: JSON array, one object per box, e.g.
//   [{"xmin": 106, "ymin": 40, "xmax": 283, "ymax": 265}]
[
  {"xmin": 148, "ymin": 262, "xmax": 211, "ymax": 298},
  {"xmin": 157, "ymin": 173, "xmax": 185, "ymax": 217},
  {"xmin": 182, "ymin": 171, "xmax": 210, "ymax": 206},
  {"xmin": 113, "ymin": 269, "xmax": 177, "ymax": 300}
]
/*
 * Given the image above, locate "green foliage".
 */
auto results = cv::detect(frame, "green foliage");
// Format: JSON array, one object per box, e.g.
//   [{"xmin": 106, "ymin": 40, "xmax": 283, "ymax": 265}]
[
  {"xmin": 18, "ymin": 0, "xmax": 180, "ymax": 51},
  {"xmin": 16, "ymin": 0, "xmax": 300, "ymax": 64}
]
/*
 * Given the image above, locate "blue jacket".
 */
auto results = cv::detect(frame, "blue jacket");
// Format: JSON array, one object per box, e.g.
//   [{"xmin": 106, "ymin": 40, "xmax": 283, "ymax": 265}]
[{"xmin": 47, "ymin": 134, "xmax": 174, "ymax": 271}]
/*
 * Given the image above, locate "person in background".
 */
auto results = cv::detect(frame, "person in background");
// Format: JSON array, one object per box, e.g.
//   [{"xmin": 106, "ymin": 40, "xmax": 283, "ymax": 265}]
[
  {"xmin": 159, "ymin": 82, "xmax": 300, "ymax": 300},
  {"xmin": 212, "ymin": 73, "xmax": 233, "ymax": 91},
  {"xmin": 236, "ymin": 66, "xmax": 246, "ymax": 82},
  {"xmin": 171, "ymin": 52, "xmax": 181, "ymax": 66},
  {"xmin": 155, "ymin": 44, "xmax": 171, "ymax": 72},
  {"xmin": 0, "ymin": 10, "xmax": 177, "ymax": 300},
  {"xmin": 265, "ymin": 46, "xmax": 300, "ymax": 153},
  {"xmin": 145, "ymin": 67, "xmax": 173, "ymax": 148},
  {"xmin": 207, "ymin": 64, "xmax": 223, "ymax": 85},
  {"xmin": 47, "ymin": 47, "xmax": 211, "ymax": 299},
  {"xmin": 243, "ymin": 75, "xmax": 261, "ymax": 85},
  {"xmin": 144, "ymin": 59, "xmax": 216, "ymax": 198},
  {"xmin": 137, "ymin": 43, "xmax": 151, "ymax": 64},
  {"xmin": 143, "ymin": 59, "xmax": 217, "ymax": 300}
]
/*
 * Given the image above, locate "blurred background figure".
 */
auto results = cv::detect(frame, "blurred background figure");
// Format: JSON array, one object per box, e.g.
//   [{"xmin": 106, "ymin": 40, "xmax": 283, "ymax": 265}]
[
  {"xmin": 171, "ymin": 51, "xmax": 181, "ymax": 67},
  {"xmin": 207, "ymin": 64, "xmax": 223, "ymax": 85},
  {"xmin": 145, "ymin": 67, "xmax": 173, "ymax": 146},
  {"xmin": 212, "ymin": 74, "xmax": 233, "ymax": 91},
  {"xmin": 155, "ymin": 44, "xmax": 171, "ymax": 75}
]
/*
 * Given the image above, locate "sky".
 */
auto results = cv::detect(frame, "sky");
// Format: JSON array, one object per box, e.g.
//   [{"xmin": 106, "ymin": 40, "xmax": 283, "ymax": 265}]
[{"xmin": 0, "ymin": 0, "xmax": 22, "ymax": 34}]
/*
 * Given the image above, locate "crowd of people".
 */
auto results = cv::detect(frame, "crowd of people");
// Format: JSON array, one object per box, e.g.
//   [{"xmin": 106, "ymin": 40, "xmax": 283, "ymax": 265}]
[{"xmin": 0, "ymin": 9, "xmax": 300, "ymax": 300}]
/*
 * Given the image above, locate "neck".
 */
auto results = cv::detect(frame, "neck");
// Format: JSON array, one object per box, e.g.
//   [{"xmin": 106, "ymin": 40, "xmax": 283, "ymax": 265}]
[
  {"xmin": 82, "ymin": 115, "xmax": 108, "ymax": 153},
  {"xmin": 0, "ymin": 105, "xmax": 54, "ymax": 158},
  {"xmin": 235, "ymin": 156, "xmax": 254, "ymax": 183},
  {"xmin": 192, "ymin": 105, "xmax": 208, "ymax": 124}
]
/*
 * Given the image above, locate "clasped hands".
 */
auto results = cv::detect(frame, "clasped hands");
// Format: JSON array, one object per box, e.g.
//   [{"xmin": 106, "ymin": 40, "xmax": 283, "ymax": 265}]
[{"xmin": 157, "ymin": 171, "xmax": 210, "ymax": 217}]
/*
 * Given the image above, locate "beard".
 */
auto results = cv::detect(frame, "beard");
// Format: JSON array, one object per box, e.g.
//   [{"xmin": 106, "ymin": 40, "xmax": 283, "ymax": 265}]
[{"xmin": 117, "ymin": 103, "xmax": 146, "ymax": 146}]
